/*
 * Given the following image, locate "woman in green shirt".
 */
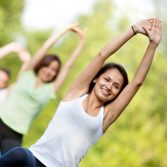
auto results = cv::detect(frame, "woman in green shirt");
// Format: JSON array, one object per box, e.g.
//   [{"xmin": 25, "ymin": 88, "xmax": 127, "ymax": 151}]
[{"xmin": 0, "ymin": 24, "xmax": 85, "ymax": 154}]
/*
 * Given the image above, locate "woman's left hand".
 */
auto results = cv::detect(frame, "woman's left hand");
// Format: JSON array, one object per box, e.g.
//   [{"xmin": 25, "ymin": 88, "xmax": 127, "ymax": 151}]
[{"xmin": 143, "ymin": 18, "xmax": 162, "ymax": 47}]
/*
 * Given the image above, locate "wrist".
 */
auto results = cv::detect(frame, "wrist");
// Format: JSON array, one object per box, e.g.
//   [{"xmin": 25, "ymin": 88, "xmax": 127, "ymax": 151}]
[
  {"xmin": 149, "ymin": 41, "xmax": 158, "ymax": 49},
  {"xmin": 131, "ymin": 25, "xmax": 137, "ymax": 35}
]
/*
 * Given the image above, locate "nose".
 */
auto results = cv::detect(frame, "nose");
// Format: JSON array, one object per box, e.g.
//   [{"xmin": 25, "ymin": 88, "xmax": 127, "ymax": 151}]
[
  {"xmin": 49, "ymin": 70, "xmax": 57, "ymax": 78},
  {"xmin": 106, "ymin": 82, "xmax": 112, "ymax": 91},
  {"xmin": 47, "ymin": 68, "xmax": 54, "ymax": 75}
]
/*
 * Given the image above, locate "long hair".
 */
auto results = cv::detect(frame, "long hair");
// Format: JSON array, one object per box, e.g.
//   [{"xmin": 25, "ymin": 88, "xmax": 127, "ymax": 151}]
[
  {"xmin": 88, "ymin": 63, "xmax": 129, "ymax": 104},
  {"xmin": 34, "ymin": 54, "xmax": 62, "ymax": 82}
]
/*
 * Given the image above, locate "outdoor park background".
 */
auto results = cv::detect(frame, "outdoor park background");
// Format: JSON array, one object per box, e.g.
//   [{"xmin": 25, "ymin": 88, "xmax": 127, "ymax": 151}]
[{"xmin": 0, "ymin": 0, "xmax": 167, "ymax": 166}]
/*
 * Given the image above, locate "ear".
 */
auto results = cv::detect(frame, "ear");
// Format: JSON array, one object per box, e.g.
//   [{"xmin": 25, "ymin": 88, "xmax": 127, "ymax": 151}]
[{"xmin": 93, "ymin": 79, "xmax": 97, "ymax": 83}]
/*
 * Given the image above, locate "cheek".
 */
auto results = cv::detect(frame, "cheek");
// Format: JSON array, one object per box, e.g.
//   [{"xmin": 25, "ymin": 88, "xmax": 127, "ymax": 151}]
[
  {"xmin": 114, "ymin": 88, "xmax": 122, "ymax": 96},
  {"xmin": 48, "ymin": 71, "xmax": 58, "ymax": 81},
  {"xmin": 96, "ymin": 78, "xmax": 105, "ymax": 86},
  {"xmin": 39, "ymin": 68, "xmax": 45, "ymax": 74},
  {"xmin": 51, "ymin": 71, "xmax": 58, "ymax": 77},
  {"xmin": 0, "ymin": 82, "xmax": 6, "ymax": 88},
  {"xmin": 115, "ymin": 90, "xmax": 120, "ymax": 96}
]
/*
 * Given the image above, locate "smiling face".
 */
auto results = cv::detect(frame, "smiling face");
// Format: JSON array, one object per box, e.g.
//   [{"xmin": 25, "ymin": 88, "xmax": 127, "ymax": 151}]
[
  {"xmin": 93, "ymin": 68, "xmax": 124, "ymax": 103},
  {"xmin": 0, "ymin": 70, "xmax": 10, "ymax": 89},
  {"xmin": 38, "ymin": 60, "xmax": 60, "ymax": 83}
]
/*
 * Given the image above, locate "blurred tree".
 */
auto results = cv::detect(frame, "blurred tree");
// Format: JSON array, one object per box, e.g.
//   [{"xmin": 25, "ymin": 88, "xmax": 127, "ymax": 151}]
[
  {"xmin": 1, "ymin": 0, "xmax": 166, "ymax": 166},
  {"xmin": 152, "ymin": 0, "xmax": 167, "ymax": 54},
  {"xmin": 0, "ymin": 0, "xmax": 25, "ymax": 82},
  {"xmin": 0, "ymin": 0, "xmax": 24, "ymax": 44}
]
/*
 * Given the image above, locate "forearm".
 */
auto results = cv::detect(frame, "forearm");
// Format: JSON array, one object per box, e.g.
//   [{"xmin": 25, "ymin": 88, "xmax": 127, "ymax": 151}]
[
  {"xmin": 27, "ymin": 27, "xmax": 71, "ymax": 70},
  {"xmin": 99, "ymin": 27, "xmax": 135, "ymax": 60},
  {"xmin": 75, "ymin": 28, "xmax": 135, "ymax": 85},
  {"xmin": 34, "ymin": 28, "xmax": 71, "ymax": 59},
  {"xmin": 0, "ymin": 47, "xmax": 10, "ymax": 58},
  {"xmin": 132, "ymin": 42, "xmax": 157, "ymax": 86},
  {"xmin": 40, "ymin": 32, "xmax": 67, "ymax": 52},
  {"xmin": 0, "ymin": 43, "xmax": 31, "ymax": 63},
  {"xmin": 53, "ymin": 39, "xmax": 85, "ymax": 91},
  {"xmin": 0, "ymin": 43, "xmax": 17, "ymax": 58}
]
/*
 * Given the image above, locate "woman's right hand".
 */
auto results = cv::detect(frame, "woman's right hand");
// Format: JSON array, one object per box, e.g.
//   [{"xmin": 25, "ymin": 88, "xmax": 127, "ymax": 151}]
[
  {"xmin": 143, "ymin": 18, "xmax": 162, "ymax": 47},
  {"xmin": 132, "ymin": 18, "xmax": 153, "ymax": 35}
]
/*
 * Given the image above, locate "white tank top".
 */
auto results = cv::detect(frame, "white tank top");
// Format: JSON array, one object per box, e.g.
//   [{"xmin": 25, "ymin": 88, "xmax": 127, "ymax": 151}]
[{"xmin": 30, "ymin": 94, "xmax": 104, "ymax": 167}]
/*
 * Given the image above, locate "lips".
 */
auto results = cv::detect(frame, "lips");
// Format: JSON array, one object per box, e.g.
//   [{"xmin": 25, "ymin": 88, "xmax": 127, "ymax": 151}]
[
  {"xmin": 101, "ymin": 88, "xmax": 111, "ymax": 96},
  {"xmin": 43, "ymin": 72, "xmax": 52, "ymax": 80}
]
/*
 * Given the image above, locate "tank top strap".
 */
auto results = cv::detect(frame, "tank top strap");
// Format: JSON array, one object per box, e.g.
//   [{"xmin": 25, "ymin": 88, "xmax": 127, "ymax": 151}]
[
  {"xmin": 99, "ymin": 105, "xmax": 104, "ymax": 117},
  {"xmin": 79, "ymin": 94, "xmax": 88, "ymax": 101},
  {"xmin": 79, "ymin": 94, "xmax": 104, "ymax": 119}
]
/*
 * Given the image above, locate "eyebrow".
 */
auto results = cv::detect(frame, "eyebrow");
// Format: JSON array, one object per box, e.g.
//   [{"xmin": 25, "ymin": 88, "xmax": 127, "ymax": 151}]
[{"xmin": 106, "ymin": 76, "xmax": 121, "ymax": 86}]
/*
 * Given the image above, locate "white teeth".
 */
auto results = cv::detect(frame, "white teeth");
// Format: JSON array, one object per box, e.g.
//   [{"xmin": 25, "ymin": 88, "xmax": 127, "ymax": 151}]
[{"xmin": 102, "ymin": 88, "xmax": 110, "ymax": 96}]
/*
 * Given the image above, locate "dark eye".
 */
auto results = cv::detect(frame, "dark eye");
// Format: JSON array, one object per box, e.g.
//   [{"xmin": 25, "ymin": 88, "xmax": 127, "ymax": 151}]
[
  {"xmin": 114, "ymin": 84, "xmax": 119, "ymax": 89},
  {"xmin": 104, "ymin": 77, "xmax": 110, "ymax": 82}
]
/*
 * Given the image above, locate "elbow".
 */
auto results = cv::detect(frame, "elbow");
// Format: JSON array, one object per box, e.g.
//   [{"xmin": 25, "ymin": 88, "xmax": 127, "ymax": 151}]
[
  {"xmin": 80, "ymin": 37, "xmax": 85, "ymax": 42},
  {"xmin": 97, "ymin": 50, "xmax": 106, "ymax": 60},
  {"xmin": 97, "ymin": 47, "xmax": 111, "ymax": 60},
  {"xmin": 131, "ymin": 80, "xmax": 143, "ymax": 89},
  {"xmin": 79, "ymin": 39, "xmax": 85, "ymax": 47}
]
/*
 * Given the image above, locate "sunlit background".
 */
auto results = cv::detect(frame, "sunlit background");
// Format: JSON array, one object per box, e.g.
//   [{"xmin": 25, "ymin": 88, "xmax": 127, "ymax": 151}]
[
  {"xmin": 22, "ymin": 0, "xmax": 155, "ymax": 30},
  {"xmin": 0, "ymin": 0, "xmax": 167, "ymax": 166}
]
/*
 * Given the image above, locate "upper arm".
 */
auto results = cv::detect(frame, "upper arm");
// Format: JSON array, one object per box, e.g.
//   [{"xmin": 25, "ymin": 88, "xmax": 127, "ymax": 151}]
[
  {"xmin": 53, "ymin": 34, "xmax": 85, "ymax": 94},
  {"xmin": 65, "ymin": 54, "xmax": 105, "ymax": 98},
  {"xmin": 103, "ymin": 81, "xmax": 140, "ymax": 130}
]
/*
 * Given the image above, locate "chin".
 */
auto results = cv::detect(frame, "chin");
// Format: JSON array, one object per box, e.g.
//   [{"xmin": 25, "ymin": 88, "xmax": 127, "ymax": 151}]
[
  {"xmin": 44, "ymin": 79, "xmax": 52, "ymax": 83},
  {"xmin": 103, "ymin": 95, "xmax": 116, "ymax": 104},
  {"xmin": 41, "ymin": 77, "xmax": 50, "ymax": 83},
  {"xmin": 96, "ymin": 94, "xmax": 110, "ymax": 103}
]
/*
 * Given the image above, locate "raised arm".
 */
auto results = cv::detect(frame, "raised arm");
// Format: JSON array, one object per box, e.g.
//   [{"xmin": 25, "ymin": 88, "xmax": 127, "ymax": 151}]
[
  {"xmin": 103, "ymin": 18, "xmax": 162, "ymax": 131},
  {"xmin": 25, "ymin": 23, "xmax": 79, "ymax": 70},
  {"xmin": 0, "ymin": 42, "xmax": 18, "ymax": 58},
  {"xmin": 53, "ymin": 26, "xmax": 85, "ymax": 92},
  {"xmin": 0, "ymin": 42, "xmax": 31, "ymax": 75},
  {"xmin": 15, "ymin": 46, "xmax": 31, "ymax": 76},
  {"xmin": 66, "ymin": 19, "xmax": 152, "ymax": 98},
  {"xmin": 0, "ymin": 42, "xmax": 29, "ymax": 59}
]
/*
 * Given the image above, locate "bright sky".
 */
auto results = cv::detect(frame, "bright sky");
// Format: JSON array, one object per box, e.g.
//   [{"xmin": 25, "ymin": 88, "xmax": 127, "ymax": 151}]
[
  {"xmin": 22, "ymin": 0, "xmax": 97, "ymax": 30},
  {"xmin": 22, "ymin": 0, "xmax": 154, "ymax": 30}
]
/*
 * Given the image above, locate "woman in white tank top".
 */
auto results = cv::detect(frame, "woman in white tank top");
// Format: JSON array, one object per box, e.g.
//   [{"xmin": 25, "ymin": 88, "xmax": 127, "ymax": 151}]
[{"xmin": 0, "ymin": 18, "xmax": 162, "ymax": 167}]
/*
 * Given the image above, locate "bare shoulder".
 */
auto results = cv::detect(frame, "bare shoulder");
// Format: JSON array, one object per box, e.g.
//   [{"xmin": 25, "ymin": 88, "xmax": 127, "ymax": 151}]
[{"xmin": 63, "ymin": 88, "xmax": 87, "ymax": 101}]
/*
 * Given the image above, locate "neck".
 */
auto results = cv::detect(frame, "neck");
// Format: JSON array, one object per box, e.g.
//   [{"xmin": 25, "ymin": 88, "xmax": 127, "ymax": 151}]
[
  {"xmin": 83, "ymin": 92, "xmax": 104, "ymax": 116},
  {"xmin": 35, "ymin": 77, "xmax": 44, "ymax": 88}
]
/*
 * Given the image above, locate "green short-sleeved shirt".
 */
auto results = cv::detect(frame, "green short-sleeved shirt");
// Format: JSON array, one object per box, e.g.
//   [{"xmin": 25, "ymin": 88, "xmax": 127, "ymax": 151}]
[{"xmin": 0, "ymin": 71, "xmax": 56, "ymax": 134}]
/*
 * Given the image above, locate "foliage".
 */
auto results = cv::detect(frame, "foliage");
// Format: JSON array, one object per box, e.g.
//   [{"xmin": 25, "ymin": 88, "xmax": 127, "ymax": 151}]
[
  {"xmin": 0, "ymin": 0, "xmax": 24, "ymax": 44},
  {"xmin": 0, "ymin": 0, "xmax": 25, "ymax": 82},
  {"xmin": 0, "ymin": 0, "xmax": 166, "ymax": 166}
]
